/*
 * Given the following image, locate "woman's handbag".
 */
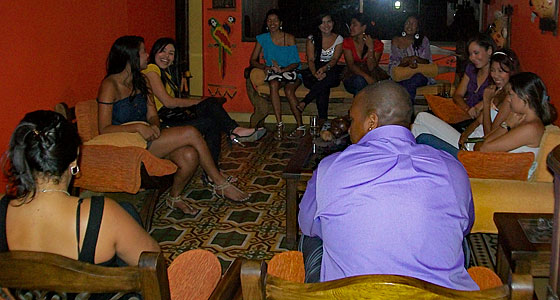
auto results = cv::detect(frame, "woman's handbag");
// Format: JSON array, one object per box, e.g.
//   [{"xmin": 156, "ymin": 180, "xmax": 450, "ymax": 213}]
[{"xmin": 158, "ymin": 106, "xmax": 196, "ymax": 124}]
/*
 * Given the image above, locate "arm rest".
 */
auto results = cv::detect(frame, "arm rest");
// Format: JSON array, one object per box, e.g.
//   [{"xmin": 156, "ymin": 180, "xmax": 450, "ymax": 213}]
[
  {"xmin": 209, "ymin": 258, "xmax": 243, "ymax": 300},
  {"xmin": 74, "ymin": 145, "xmax": 177, "ymax": 194},
  {"xmin": 425, "ymin": 94, "xmax": 470, "ymax": 124},
  {"xmin": 470, "ymin": 178, "xmax": 554, "ymax": 233},
  {"xmin": 458, "ymin": 151, "xmax": 535, "ymax": 181}
]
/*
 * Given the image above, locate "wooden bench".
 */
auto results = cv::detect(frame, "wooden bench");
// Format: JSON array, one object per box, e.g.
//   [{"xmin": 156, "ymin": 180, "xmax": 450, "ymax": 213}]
[{"xmin": 246, "ymin": 42, "xmax": 456, "ymax": 127}]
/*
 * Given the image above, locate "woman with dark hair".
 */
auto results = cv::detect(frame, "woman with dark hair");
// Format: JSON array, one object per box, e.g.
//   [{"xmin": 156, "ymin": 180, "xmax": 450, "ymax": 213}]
[
  {"xmin": 341, "ymin": 12, "xmax": 386, "ymax": 95},
  {"xmin": 413, "ymin": 49, "xmax": 521, "ymax": 152},
  {"xmin": 389, "ymin": 15, "xmax": 434, "ymax": 102},
  {"xmin": 453, "ymin": 33, "xmax": 496, "ymax": 120},
  {"xmin": 1, "ymin": 110, "xmax": 159, "ymax": 271},
  {"xmin": 296, "ymin": 13, "xmax": 344, "ymax": 122},
  {"xmin": 250, "ymin": 9, "xmax": 303, "ymax": 140},
  {"xmin": 97, "ymin": 36, "xmax": 250, "ymax": 214},
  {"xmin": 416, "ymin": 72, "xmax": 556, "ymax": 178},
  {"xmin": 144, "ymin": 37, "xmax": 266, "ymax": 158}
]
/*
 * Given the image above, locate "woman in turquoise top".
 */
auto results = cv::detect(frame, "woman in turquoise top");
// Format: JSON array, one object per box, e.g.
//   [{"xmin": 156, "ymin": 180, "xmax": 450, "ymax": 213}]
[
  {"xmin": 97, "ymin": 36, "xmax": 250, "ymax": 215},
  {"xmin": 250, "ymin": 9, "xmax": 303, "ymax": 140}
]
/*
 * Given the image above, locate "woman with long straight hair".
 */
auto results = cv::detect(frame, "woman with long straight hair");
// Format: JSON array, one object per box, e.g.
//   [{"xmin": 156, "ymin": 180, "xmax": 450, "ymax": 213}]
[{"xmin": 97, "ymin": 36, "xmax": 250, "ymax": 215}]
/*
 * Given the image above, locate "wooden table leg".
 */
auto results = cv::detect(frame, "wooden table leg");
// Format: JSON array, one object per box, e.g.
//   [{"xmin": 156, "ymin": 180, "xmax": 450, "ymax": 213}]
[
  {"xmin": 496, "ymin": 243, "xmax": 511, "ymax": 284},
  {"xmin": 285, "ymin": 177, "xmax": 299, "ymax": 250}
]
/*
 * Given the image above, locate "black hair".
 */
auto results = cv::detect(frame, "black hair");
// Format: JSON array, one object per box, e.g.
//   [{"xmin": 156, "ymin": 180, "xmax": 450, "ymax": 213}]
[
  {"xmin": 310, "ymin": 13, "xmax": 336, "ymax": 66},
  {"xmin": 351, "ymin": 12, "xmax": 377, "ymax": 58},
  {"xmin": 3, "ymin": 110, "xmax": 81, "ymax": 200},
  {"xmin": 490, "ymin": 48, "xmax": 521, "ymax": 75},
  {"xmin": 509, "ymin": 72, "xmax": 557, "ymax": 125},
  {"xmin": 106, "ymin": 35, "xmax": 149, "ymax": 97},
  {"xmin": 262, "ymin": 9, "xmax": 283, "ymax": 34},
  {"xmin": 403, "ymin": 14, "xmax": 424, "ymax": 52},
  {"xmin": 467, "ymin": 33, "xmax": 496, "ymax": 57},
  {"xmin": 149, "ymin": 37, "xmax": 180, "ymax": 97}
]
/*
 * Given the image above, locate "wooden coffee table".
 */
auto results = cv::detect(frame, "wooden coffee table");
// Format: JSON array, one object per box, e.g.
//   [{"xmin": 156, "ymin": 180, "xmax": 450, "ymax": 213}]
[
  {"xmin": 494, "ymin": 212, "xmax": 553, "ymax": 284},
  {"xmin": 282, "ymin": 133, "xmax": 314, "ymax": 249}
]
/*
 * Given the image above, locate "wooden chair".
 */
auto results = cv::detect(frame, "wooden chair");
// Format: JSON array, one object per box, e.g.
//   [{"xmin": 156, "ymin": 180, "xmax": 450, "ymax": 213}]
[
  {"xmin": 545, "ymin": 145, "xmax": 560, "ymax": 298},
  {"xmin": 240, "ymin": 258, "xmax": 534, "ymax": 299},
  {"xmin": 54, "ymin": 100, "xmax": 177, "ymax": 231},
  {"xmin": 0, "ymin": 251, "xmax": 170, "ymax": 299}
]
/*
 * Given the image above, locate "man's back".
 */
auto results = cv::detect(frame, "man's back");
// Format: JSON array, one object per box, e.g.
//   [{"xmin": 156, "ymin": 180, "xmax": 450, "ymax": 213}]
[{"xmin": 299, "ymin": 125, "xmax": 478, "ymax": 290}]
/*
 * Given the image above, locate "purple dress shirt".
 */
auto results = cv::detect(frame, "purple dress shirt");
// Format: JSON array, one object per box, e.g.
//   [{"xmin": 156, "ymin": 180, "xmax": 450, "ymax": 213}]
[{"xmin": 298, "ymin": 125, "xmax": 478, "ymax": 290}]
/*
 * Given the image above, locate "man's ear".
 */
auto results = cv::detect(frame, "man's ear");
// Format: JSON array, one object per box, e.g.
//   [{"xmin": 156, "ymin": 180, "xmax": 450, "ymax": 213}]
[{"xmin": 367, "ymin": 112, "xmax": 379, "ymax": 131}]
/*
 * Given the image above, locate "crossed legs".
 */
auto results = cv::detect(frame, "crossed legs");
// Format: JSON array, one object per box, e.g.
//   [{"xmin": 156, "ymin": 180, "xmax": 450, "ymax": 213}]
[{"xmin": 148, "ymin": 126, "xmax": 249, "ymax": 202}]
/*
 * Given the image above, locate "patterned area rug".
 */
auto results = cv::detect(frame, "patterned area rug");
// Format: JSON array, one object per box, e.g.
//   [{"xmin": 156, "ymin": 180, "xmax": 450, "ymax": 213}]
[{"xmin": 95, "ymin": 128, "xmax": 498, "ymax": 273}]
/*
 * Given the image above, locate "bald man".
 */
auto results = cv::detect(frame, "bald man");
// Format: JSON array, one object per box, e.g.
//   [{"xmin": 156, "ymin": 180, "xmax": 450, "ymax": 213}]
[{"xmin": 298, "ymin": 81, "xmax": 478, "ymax": 290}]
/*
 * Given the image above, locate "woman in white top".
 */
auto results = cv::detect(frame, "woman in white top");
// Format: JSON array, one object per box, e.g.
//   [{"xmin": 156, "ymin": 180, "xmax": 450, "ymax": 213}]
[
  {"xmin": 412, "ymin": 49, "xmax": 520, "ymax": 151},
  {"xmin": 297, "ymin": 13, "xmax": 344, "ymax": 121}
]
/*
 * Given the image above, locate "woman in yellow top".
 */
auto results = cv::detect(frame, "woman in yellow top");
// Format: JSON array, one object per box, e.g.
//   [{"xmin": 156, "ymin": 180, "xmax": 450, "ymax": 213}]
[{"xmin": 143, "ymin": 38, "xmax": 266, "ymax": 165}]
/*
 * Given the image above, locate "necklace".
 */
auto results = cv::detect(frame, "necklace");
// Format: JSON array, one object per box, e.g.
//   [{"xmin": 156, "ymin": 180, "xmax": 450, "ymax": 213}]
[{"xmin": 40, "ymin": 189, "xmax": 70, "ymax": 196}]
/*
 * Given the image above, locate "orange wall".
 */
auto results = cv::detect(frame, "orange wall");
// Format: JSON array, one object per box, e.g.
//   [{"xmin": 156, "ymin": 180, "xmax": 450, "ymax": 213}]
[
  {"xmin": 0, "ymin": 0, "xmax": 174, "ymax": 192},
  {"xmin": 488, "ymin": 0, "xmax": 560, "ymax": 121}
]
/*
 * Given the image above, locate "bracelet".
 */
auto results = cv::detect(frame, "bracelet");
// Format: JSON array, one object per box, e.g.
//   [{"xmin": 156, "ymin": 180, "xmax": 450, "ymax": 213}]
[
  {"xmin": 326, "ymin": 64, "xmax": 331, "ymax": 71},
  {"xmin": 500, "ymin": 121, "xmax": 511, "ymax": 131}
]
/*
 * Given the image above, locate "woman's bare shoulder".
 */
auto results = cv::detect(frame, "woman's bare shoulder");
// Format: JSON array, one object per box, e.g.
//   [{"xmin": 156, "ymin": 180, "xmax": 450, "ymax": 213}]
[{"xmin": 285, "ymin": 33, "xmax": 296, "ymax": 45}]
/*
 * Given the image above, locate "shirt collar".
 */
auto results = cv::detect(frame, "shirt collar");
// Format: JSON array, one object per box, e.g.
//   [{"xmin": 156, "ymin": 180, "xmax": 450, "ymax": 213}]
[{"xmin": 356, "ymin": 125, "xmax": 415, "ymax": 145}]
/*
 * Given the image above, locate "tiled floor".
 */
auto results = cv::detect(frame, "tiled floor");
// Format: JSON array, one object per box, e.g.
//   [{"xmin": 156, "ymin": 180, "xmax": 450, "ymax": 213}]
[{"xmin": 89, "ymin": 125, "xmax": 498, "ymax": 273}]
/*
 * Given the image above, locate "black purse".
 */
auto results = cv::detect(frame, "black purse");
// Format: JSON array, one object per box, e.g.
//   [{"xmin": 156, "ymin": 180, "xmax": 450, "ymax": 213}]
[{"xmin": 157, "ymin": 106, "xmax": 196, "ymax": 124}]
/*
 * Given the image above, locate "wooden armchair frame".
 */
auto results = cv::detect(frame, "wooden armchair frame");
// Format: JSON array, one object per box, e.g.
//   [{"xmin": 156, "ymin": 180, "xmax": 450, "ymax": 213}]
[
  {"xmin": 240, "ymin": 259, "xmax": 533, "ymax": 300},
  {"xmin": 0, "ymin": 251, "xmax": 170, "ymax": 299}
]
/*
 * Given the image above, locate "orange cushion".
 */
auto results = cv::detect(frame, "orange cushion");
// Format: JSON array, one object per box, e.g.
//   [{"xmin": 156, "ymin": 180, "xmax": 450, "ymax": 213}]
[
  {"xmin": 267, "ymin": 251, "xmax": 305, "ymax": 283},
  {"xmin": 467, "ymin": 266, "xmax": 503, "ymax": 290},
  {"xmin": 533, "ymin": 125, "xmax": 560, "ymax": 182},
  {"xmin": 168, "ymin": 249, "xmax": 222, "ymax": 300},
  {"xmin": 75, "ymin": 99, "xmax": 99, "ymax": 142},
  {"xmin": 73, "ymin": 145, "xmax": 177, "ymax": 193},
  {"xmin": 458, "ymin": 151, "xmax": 534, "ymax": 181},
  {"xmin": 425, "ymin": 94, "xmax": 470, "ymax": 124}
]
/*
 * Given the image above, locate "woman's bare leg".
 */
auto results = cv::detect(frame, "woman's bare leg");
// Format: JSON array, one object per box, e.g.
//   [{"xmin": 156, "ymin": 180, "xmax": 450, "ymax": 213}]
[
  {"xmin": 269, "ymin": 80, "xmax": 283, "ymax": 123},
  {"xmin": 167, "ymin": 146, "xmax": 199, "ymax": 197},
  {"xmin": 285, "ymin": 79, "xmax": 303, "ymax": 126},
  {"xmin": 149, "ymin": 126, "xmax": 248, "ymax": 201}
]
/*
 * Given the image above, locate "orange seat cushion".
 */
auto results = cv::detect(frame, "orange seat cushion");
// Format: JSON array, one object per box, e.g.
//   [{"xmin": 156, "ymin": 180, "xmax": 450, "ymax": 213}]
[
  {"xmin": 458, "ymin": 151, "xmax": 534, "ymax": 181},
  {"xmin": 467, "ymin": 266, "xmax": 503, "ymax": 290},
  {"xmin": 268, "ymin": 251, "xmax": 305, "ymax": 283},
  {"xmin": 168, "ymin": 249, "xmax": 222, "ymax": 300},
  {"xmin": 425, "ymin": 94, "xmax": 471, "ymax": 124}
]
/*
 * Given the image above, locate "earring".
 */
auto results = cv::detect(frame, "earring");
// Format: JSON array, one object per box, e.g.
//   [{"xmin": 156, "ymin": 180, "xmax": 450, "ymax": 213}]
[
  {"xmin": 70, "ymin": 165, "xmax": 80, "ymax": 176},
  {"xmin": 368, "ymin": 126, "xmax": 374, "ymax": 131},
  {"xmin": 280, "ymin": 26, "xmax": 283, "ymax": 30},
  {"xmin": 401, "ymin": 31, "xmax": 406, "ymax": 37},
  {"xmin": 266, "ymin": 26, "xmax": 269, "ymax": 31},
  {"xmin": 414, "ymin": 33, "xmax": 420, "ymax": 39}
]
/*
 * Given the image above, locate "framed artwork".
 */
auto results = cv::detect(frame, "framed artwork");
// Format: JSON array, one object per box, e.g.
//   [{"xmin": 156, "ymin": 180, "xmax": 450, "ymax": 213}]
[{"xmin": 212, "ymin": 0, "xmax": 235, "ymax": 9}]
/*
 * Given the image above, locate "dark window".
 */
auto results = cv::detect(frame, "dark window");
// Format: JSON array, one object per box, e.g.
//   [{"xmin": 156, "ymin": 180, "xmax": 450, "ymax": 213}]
[{"xmin": 242, "ymin": 0, "xmax": 457, "ymax": 42}]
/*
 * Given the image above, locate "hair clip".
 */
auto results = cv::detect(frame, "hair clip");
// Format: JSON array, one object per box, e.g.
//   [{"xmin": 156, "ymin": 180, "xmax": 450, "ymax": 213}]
[{"xmin": 543, "ymin": 90, "xmax": 550, "ymax": 102}]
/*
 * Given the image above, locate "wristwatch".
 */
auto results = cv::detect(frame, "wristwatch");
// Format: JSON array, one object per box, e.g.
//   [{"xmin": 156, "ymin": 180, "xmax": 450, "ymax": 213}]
[{"xmin": 500, "ymin": 121, "xmax": 511, "ymax": 131}]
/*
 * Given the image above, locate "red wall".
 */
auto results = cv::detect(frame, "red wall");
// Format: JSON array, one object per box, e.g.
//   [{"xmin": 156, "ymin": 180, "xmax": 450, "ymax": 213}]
[
  {"xmin": 0, "ymin": 0, "xmax": 174, "ymax": 192},
  {"xmin": 488, "ymin": 0, "xmax": 560, "ymax": 122}
]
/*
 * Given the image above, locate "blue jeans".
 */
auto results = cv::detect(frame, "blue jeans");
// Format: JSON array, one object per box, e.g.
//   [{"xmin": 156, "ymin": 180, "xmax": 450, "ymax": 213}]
[
  {"xmin": 343, "ymin": 75, "xmax": 368, "ymax": 95},
  {"xmin": 298, "ymin": 235, "xmax": 323, "ymax": 283},
  {"xmin": 398, "ymin": 73, "xmax": 428, "ymax": 103},
  {"xmin": 416, "ymin": 133, "xmax": 459, "ymax": 158}
]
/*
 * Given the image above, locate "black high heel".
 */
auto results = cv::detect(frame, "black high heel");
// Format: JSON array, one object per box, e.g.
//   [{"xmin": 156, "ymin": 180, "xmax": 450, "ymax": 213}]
[{"xmin": 230, "ymin": 128, "xmax": 267, "ymax": 147}]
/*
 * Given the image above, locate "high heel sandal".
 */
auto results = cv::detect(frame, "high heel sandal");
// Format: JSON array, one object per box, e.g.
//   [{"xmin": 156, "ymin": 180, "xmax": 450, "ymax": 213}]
[
  {"xmin": 287, "ymin": 125, "xmax": 306, "ymax": 139},
  {"xmin": 230, "ymin": 127, "xmax": 267, "ymax": 147},
  {"xmin": 162, "ymin": 192, "xmax": 198, "ymax": 215},
  {"xmin": 274, "ymin": 122, "xmax": 284, "ymax": 141},
  {"xmin": 212, "ymin": 181, "xmax": 251, "ymax": 202},
  {"xmin": 201, "ymin": 172, "xmax": 237, "ymax": 187}
]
